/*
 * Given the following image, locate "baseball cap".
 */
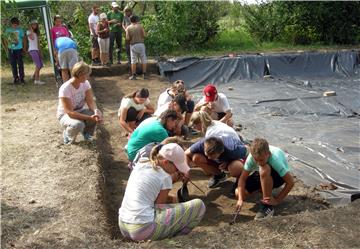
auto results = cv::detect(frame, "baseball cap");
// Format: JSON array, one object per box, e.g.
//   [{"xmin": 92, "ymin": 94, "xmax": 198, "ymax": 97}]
[
  {"xmin": 159, "ymin": 143, "xmax": 190, "ymax": 174},
  {"xmin": 203, "ymin": 84, "xmax": 217, "ymax": 102},
  {"xmin": 30, "ymin": 19, "xmax": 38, "ymax": 24},
  {"xmin": 173, "ymin": 94, "xmax": 188, "ymax": 113},
  {"xmin": 111, "ymin": 2, "xmax": 119, "ymax": 8}
]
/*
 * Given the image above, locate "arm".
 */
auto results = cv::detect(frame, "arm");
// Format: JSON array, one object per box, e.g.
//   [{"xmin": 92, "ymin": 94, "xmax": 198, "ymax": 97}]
[
  {"xmin": 85, "ymin": 89, "xmax": 102, "ymax": 122},
  {"xmin": 273, "ymin": 172, "xmax": 294, "ymax": 204},
  {"xmin": 61, "ymin": 97, "xmax": 98, "ymax": 122},
  {"xmin": 185, "ymin": 148, "xmax": 195, "ymax": 167},
  {"xmin": 125, "ymin": 29, "xmax": 130, "ymax": 41},
  {"xmin": 219, "ymin": 110, "xmax": 233, "ymax": 124},
  {"xmin": 144, "ymin": 102, "xmax": 155, "ymax": 114},
  {"xmin": 194, "ymin": 100, "xmax": 208, "ymax": 111},
  {"xmin": 118, "ymin": 107, "xmax": 134, "ymax": 133},
  {"xmin": 142, "ymin": 26, "xmax": 146, "ymax": 38},
  {"xmin": 236, "ymin": 170, "xmax": 250, "ymax": 210},
  {"xmin": 155, "ymin": 189, "xmax": 174, "ymax": 204},
  {"xmin": 22, "ymin": 32, "xmax": 27, "ymax": 53}
]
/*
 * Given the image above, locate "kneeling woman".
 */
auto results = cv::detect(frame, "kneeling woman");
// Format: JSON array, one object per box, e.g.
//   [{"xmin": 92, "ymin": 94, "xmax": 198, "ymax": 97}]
[
  {"xmin": 119, "ymin": 143, "xmax": 206, "ymax": 241},
  {"xmin": 118, "ymin": 88, "xmax": 154, "ymax": 135},
  {"xmin": 57, "ymin": 61, "xmax": 103, "ymax": 144}
]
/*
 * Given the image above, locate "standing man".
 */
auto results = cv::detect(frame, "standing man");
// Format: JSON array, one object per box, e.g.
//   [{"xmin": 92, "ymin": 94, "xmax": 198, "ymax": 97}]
[
  {"xmin": 88, "ymin": 5, "xmax": 100, "ymax": 66},
  {"xmin": 126, "ymin": 15, "xmax": 147, "ymax": 80},
  {"xmin": 3, "ymin": 17, "xmax": 27, "ymax": 84},
  {"xmin": 107, "ymin": 2, "xmax": 124, "ymax": 65},
  {"xmin": 122, "ymin": 6, "xmax": 132, "ymax": 68}
]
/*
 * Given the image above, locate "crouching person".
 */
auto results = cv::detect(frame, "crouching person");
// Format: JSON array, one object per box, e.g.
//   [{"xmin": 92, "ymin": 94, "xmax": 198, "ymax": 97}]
[
  {"xmin": 57, "ymin": 61, "xmax": 103, "ymax": 144},
  {"xmin": 119, "ymin": 143, "xmax": 206, "ymax": 241},
  {"xmin": 236, "ymin": 138, "xmax": 294, "ymax": 220}
]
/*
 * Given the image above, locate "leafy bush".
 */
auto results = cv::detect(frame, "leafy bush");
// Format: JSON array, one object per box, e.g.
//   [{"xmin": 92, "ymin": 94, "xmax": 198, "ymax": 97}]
[{"xmin": 143, "ymin": 1, "xmax": 221, "ymax": 55}]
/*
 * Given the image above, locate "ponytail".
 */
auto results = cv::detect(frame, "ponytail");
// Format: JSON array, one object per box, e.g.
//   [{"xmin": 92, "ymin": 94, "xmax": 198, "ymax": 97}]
[{"xmin": 149, "ymin": 144, "xmax": 164, "ymax": 170}]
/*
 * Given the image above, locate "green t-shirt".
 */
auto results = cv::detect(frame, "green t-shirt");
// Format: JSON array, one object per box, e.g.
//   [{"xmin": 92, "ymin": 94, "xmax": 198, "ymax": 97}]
[
  {"xmin": 127, "ymin": 118, "xmax": 169, "ymax": 161},
  {"xmin": 107, "ymin": 11, "xmax": 124, "ymax": 32},
  {"xmin": 244, "ymin": 145, "xmax": 290, "ymax": 177},
  {"xmin": 5, "ymin": 27, "xmax": 25, "ymax": 50}
]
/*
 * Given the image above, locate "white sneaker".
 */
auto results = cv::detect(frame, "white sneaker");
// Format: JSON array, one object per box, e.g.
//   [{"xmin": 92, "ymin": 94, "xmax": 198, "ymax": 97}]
[{"xmin": 34, "ymin": 80, "xmax": 45, "ymax": 85}]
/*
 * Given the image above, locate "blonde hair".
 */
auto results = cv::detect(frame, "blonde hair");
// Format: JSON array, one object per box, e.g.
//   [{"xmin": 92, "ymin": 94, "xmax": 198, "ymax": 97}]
[
  {"xmin": 250, "ymin": 138, "xmax": 270, "ymax": 157},
  {"xmin": 190, "ymin": 111, "xmax": 213, "ymax": 133},
  {"xmin": 71, "ymin": 61, "xmax": 92, "ymax": 78},
  {"xmin": 149, "ymin": 144, "xmax": 165, "ymax": 170}
]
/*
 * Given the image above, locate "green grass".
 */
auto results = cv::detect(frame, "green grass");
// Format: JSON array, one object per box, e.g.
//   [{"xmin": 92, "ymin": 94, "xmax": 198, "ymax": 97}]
[{"xmin": 164, "ymin": 28, "xmax": 358, "ymax": 58}]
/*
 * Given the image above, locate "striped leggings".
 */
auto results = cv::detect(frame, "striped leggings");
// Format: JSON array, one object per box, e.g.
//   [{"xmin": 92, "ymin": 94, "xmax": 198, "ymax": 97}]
[{"xmin": 119, "ymin": 198, "xmax": 206, "ymax": 241}]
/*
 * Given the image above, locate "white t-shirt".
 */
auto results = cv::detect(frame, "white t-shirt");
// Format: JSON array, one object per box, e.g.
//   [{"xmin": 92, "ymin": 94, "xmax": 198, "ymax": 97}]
[
  {"xmin": 154, "ymin": 102, "xmax": 170, "ymax": 117},
  {"xmin": 57, "ymin": 79, "xmax": 91, "ymax": 119},
  {"xmin": 88, "ymin": 13, "xmax": 99, "ymax": 35},
  {"xmin": 206, "ymin": 120, "xmax": 240, "ymax": 141},
  {"xmin": 26, "ymin": 31, "xmax": 39, "ymax": 51},
  {"xmin": 119, "ymin": 162, "xmax": 172, "ymax": 224},
  {"xmin": 197, "ymin": 93, "xmax": 231, "ymax": 113},
  {"xmin": 157, "ymin": 89, "xmax": 173, "ymax": 109},
  {"xmin": 117, "ymin": 97, "xmax": 150, "ymax": 116}
]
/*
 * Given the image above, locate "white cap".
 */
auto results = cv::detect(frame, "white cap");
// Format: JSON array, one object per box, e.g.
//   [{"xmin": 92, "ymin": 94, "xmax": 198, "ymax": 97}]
[
  {"xmin": 159, "ymin": 143, "xmax": 190, "ymax": 174},
  {"xmin": 99, "ymin": 13, "xmax": 107, "ymax": 20},
  {"xmin": 111, "ymin": 2, "xmax": 119, "ymax": 8}
]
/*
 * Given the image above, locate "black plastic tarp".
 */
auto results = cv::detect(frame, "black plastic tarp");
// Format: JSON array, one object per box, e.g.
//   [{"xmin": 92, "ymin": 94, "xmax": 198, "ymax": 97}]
[
  {"xmin": 158, "ymin": 50, "xmax": 360, "ymax": 87},
  {"xmin": 159, "ymin": 50, "xmax": 360, "ymax": 206}
]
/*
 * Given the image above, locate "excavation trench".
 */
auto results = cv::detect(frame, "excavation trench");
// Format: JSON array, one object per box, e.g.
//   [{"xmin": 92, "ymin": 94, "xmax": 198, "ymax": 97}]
[{"xmin": 91, "ymin": 62, "xmax": 331, "ymax": 240}]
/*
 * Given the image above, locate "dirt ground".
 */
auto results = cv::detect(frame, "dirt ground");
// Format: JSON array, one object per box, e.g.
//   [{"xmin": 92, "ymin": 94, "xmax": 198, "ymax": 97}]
[{"xmin": 1, "ymin": 64, "xmax": 360, "ymax": 249}]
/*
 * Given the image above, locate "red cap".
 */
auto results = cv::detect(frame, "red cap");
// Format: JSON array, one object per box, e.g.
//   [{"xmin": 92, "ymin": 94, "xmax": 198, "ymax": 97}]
[{"xmin": 203, "ymin": 84, "xmax": 217, "ymax": 102}]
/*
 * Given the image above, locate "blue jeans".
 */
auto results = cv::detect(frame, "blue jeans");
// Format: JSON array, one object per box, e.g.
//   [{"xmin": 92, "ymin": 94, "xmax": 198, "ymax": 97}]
[
  {"xmin": 109, "ymin": 31, "xmax": 122, "ymax": 63},
  {"xmin": 9, "ymin": 49, "xmax": 24, "ymax": 81}
]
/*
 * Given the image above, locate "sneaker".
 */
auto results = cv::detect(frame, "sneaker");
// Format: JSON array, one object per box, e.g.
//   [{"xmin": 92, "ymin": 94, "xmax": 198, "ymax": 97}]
[
  {"xmin": 20, "ymin": 79, "xmax": 25, "ymax": 84},
  {"xmin": 82, "ymin": 132, "xmax": 93, "ymax": 141},
  {"xmin": 129, "ymin": 75, "xmax": 137, "ymax": 80},
  {"xmin": 254, "ymin": 203, "xmax": 274, "ymax": 220},
  {"xmin": 208, "ymin": 172, "xmax": 227, "ymax": 188},
  {"xmin": 117, "ymin": 60, "xmax": 121, "ymax": 64},
  {"xmin": 142, "ymin": 73, "xmax": 148, "ymax": 80},
  {"xmin": 34, "ymin": 80, "xmax": 45, "ymax": 85},
  {"xmin": 13, "ymin": 78, "xmax": 20, "ymax": 84},
  {"xmin": 63, "ymin": 131, "xmax": 72, "ymax": 145}
]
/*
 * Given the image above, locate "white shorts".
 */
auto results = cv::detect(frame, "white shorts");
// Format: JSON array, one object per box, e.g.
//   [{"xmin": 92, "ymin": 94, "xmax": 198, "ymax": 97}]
[{"xmin": 130, "ymin": 43, "xmax": 147, "ymax": 64}]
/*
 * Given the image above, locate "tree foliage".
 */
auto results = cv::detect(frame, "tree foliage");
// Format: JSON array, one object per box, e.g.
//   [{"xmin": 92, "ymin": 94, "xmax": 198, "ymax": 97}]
[
  {"xmin": 142, "ymin": 1, "xmax": 221, "ymax": 55},
  {"xmin": 242, "ymin": 1, "xmax": 360, "ymax": 45}
]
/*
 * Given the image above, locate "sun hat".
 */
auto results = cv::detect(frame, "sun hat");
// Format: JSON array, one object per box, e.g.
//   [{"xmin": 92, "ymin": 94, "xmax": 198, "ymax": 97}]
[
  {"xmin": 159, "ymin": 143, "xmax": 190, "ymax": 174},
  {"xmin": 124, "ymin": 6, "xmax": 132, "ymax": 12},
  {"xmin": 203, "ymin": 84, "xmax": 218, "ymax": 102},
  {"xmin": 111, "ymin": 2, "xmax": 119, "ymax": 8},
  {"xmin": 99, "ymin": 13, "xmax": 107, "ymax": 20}
]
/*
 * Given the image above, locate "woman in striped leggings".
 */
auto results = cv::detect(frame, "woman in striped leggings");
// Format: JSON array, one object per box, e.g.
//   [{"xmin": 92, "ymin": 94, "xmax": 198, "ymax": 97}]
[{"xmin": 118, "ymin": 143, "xmax": 206, "ymax": 241}]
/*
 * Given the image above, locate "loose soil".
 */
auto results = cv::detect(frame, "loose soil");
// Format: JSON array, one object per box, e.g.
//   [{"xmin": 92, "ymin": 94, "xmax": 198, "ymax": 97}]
[{"xmin": 2, "ymin": 64, "xmax": 360, "ymax": 249}]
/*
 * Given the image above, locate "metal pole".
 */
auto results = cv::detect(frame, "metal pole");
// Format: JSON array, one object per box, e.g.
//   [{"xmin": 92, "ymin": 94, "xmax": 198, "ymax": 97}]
[{"xmin": 41, "ymin": 5, "xmax": 53, "ymax": 65}]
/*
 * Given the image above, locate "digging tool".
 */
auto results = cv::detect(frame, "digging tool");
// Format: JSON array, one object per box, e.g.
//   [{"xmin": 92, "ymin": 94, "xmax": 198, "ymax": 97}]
[
  {"xmin": 229, "ymin": 207, "xmax": 241, "ymax": 225},
  {"xmin": 178, "ymin": 172, "xmax": 206, "ymax": 195}
]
